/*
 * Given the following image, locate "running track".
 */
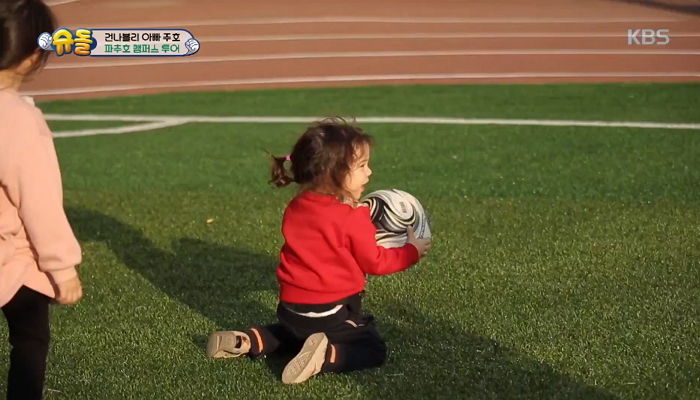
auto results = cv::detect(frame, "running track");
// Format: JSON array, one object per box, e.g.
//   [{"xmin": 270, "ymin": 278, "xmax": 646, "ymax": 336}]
[{"xmin": 20, "ymin": 0, "xmax": 700, "ymax": 100}]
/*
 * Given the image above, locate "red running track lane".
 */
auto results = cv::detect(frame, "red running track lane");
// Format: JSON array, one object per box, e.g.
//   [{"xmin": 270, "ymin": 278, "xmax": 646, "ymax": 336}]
[{"xmin": 23, "ymin": 0, "xmax": 700, "ymax": 100}]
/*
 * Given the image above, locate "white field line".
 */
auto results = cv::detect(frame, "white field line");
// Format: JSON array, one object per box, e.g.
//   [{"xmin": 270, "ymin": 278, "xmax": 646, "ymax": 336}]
[
  {"xmin": 52, "ymin": 120, "xmax": 188, "ymax": 138},
  {"xmin": 44, "ymin": 114, "xmax": 700, "ymax": 138},
  {"xmin": 46, "ymin": 0, "xmax": 79, "ymax": 6},
  {"xmin": 198, "ymin": 32, "xmax": 700, "ymax": 42},
  {"xmin": 21, "ymin": 72, "xmax": 700, "ymax": 97},
  {"xmin": 99, "ymin": 16, "xmax": 683, "ymax": 29},
  {"xmin": 44, "ymin": 49, "xmax": 700, "ymax": 70},
  {"xmin": 46, "ymin": 115, "xmax": 313, "ymax": 123}
]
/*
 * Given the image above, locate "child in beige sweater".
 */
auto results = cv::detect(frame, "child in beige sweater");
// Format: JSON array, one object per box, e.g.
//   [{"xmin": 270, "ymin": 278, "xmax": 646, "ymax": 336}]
[{"xmin": 1, "ymin": 1, "xmax": 83, "ymax": 399}]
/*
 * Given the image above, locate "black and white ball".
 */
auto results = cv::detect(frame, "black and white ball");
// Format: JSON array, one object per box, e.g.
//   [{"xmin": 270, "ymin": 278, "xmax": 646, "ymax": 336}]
[
  {"xmin": 185, "ymin": 38, "xmax": 200, "ymax": 55},
  {"xmin": 37, "ymin": 32, "xmax": 53, "ymax": 51},
  {"xmin": 361, "ymin": 189, "xmax": 431, "ymax": 248}
]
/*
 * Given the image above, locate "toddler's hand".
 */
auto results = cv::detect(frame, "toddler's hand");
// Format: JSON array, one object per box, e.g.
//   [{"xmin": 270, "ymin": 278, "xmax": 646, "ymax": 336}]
[
  {"xmin": 55, "ymin": 275, "xmax": 83, "ymax": 305},
  {"xmin": 407, "ymin": 226, "xmax": 431, "ymax": 257}
]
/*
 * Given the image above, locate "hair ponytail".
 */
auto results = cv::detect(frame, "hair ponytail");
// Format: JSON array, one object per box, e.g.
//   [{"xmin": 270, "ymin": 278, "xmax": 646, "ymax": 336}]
[
  {"xmin": 268, "ymin": 118, "xmax": 373, "ymax": 197},
  {"xmin": 269, "ymin": 153, "xmax": 294, "ymax": 187}
]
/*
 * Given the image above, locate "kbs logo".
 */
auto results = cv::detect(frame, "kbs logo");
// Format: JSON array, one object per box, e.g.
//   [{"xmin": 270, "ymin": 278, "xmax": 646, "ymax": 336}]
[{"xmin": 627, "ymin": 29, "xmax": 670, "ymax": 45}]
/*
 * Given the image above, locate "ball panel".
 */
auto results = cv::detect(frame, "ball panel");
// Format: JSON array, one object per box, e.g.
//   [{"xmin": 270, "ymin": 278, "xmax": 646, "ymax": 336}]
[
  {"xmin": 361, "ymin": 189, "xmax": 431, "ymax": 249},
  {"xmin": 37, "ymin": 32, "xmax": 52, "ymax": 50}
]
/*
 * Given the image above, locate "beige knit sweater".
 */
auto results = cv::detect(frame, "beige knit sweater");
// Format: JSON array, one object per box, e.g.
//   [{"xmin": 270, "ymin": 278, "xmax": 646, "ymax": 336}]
[{"xmin": 0, "ymin": 87, "xmax": 81, "ymax": 307}]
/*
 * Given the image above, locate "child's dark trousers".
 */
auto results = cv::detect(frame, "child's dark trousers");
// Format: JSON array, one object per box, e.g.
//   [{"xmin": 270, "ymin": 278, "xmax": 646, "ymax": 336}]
[
  {"xmin": 2, "ymin": 286, "xmax": 50, "ymax": 400},
  {"xmin": 248, "ymin": 292, "xmax": 387, "ymax": 373}
]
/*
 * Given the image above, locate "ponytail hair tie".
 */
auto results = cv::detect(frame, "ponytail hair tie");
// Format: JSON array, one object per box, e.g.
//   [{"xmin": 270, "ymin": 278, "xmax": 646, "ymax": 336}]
[{"xmin": 284, "ymin": 154, "xmax": 291, "ymax": 162}]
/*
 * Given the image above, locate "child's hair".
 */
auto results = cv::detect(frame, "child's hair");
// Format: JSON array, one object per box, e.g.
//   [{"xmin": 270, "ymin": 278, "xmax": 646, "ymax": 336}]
[
  {"xmin": 0, "ymin": 0, "xmax": 55, "ymax": 75},
  {"xmin": 271, "ymin": 117, "xmax": 373, "ymax": 199}
]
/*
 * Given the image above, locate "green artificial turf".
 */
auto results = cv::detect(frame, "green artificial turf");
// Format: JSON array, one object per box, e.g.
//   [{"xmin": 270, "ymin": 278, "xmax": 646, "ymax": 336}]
[
  {"xmin": 1, "ymin": 83, "xmax": 698, "ymax": 399},
  {"xmin": 39, "ymin": 83, "xmax": 700, "ymax": 123}
]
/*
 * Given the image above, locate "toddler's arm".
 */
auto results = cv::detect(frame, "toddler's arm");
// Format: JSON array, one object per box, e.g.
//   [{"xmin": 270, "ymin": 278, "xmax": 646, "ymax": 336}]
[{"xmin": 346, "ymin": 207, "xmax": 421, "ymax": 275}]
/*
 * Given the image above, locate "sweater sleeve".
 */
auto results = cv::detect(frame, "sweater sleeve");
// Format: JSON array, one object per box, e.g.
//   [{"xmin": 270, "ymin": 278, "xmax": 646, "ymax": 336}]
[
  {"xmin": 2, "ymin": 107, "xmax": 81, "ymax": 284},
  {"xmin": 346, "ymin": 206, "xmax": 419, "ymax": 276}
]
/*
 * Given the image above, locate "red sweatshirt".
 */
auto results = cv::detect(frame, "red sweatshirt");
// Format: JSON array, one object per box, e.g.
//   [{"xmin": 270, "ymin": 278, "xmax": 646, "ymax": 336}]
[{"xmin": 277, "ymin": 191, "xmax": 419, "ymax": 304}]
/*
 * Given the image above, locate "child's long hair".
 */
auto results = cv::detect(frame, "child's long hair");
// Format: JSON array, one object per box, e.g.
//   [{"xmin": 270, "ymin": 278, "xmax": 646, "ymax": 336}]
[
  {"xmin": 271, "ymin": 117, "xmax": 373, "ymax": 200},
  {"xmin": 0, "ymin": 0, "xmax": 55, "ymax": 76}
]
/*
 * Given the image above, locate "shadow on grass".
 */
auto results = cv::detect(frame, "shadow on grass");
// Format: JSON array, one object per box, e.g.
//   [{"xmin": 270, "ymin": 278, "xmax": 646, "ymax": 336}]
[
  {"xmin": 372, "ymin": 301, "xmax": 619, "ymax": 399},
  {"xmin": 67, "ymin": 207, "xmax": 617, "ymax": 399},
  {"xmin": 67, "ymin": 206, "xmax": 279, "ymax": 331}
]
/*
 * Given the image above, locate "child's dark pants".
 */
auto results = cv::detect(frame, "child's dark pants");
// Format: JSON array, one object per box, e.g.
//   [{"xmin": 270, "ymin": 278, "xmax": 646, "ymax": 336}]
[
  {"xmin": 2, "ymin": 286, "xmax": 51, "ymax": 400},
  {"xmin": 248, "ymin": 292, "xmax": 387, "ymax": 373}
]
